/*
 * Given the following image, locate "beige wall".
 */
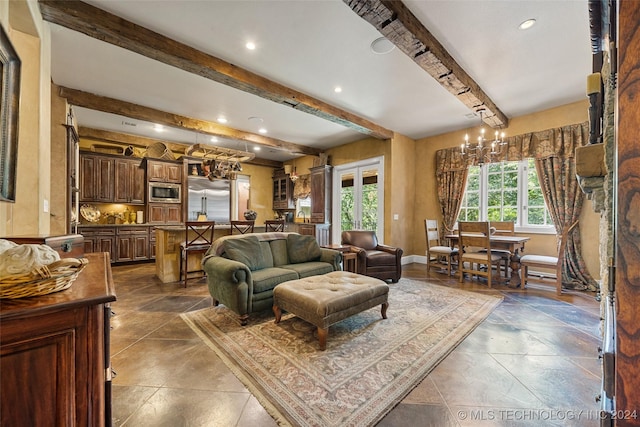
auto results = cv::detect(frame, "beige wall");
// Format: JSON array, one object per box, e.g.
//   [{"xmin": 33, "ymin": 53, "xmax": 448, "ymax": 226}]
[{"xmin": 0, "ymin": 1, "xmax": 52, "ymax": 237}]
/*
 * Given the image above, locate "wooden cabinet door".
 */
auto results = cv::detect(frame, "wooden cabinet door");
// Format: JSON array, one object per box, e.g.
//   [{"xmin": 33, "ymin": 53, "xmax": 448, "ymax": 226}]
[
  {"xmin": 148, "ymin": 204, "xmax": 181, "ymax": 223},
  {"xmin": 80, "ymin": 155, "xmax": 97, "ymax": 201},
  {"xmin": 131, "ymin": 163, "xmax": 146, "ymax": 203},
  {"xmin": 165, "ymin": 163, "xmax": 182, "ymax": 183},
  {"xmin": 310, "ymin": 165, "xmax": 331, "ymax": 223},
  {"xmin": 148, "ymin": 204, "xmax": 165, "ymax": 223},
  {"xmin": 166, "ymin": 204, "xmax": 182, "ymax": 223},
  {"xmin": 114, "ymin": 159, "xmax": 145, "ymax": 204},
  {"xmin": 114, "ymin": 159, "xmax": 131, "ymax": 203},
  {"xmin": 298, "ymin": 224, "xmax": 315, "ymax": 236},
  {"xmin": 79, "ymin": 154, "xmax": 113, "ymax": 202},
  {"xmin": 147, "ymin": 161, "xmax": 166, "ymax": 182},
  {"xmin": 96, "ymin": 157, "xmax": 114, "ymax": 202},
  {"xmin": 148, "ymin": 160, "xmax": 182, "ymax": 183}
]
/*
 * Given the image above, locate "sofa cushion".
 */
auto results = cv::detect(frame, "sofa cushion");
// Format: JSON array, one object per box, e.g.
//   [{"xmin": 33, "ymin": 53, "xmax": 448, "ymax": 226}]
[
  {"xmin": 287, "ymin": 234, "xmax": 321, "ymax": 264},
  {"xmin": 223, "ymin": 235, "xmax": 270, "ymax": 271},
  {"xmin": 269, "ymin": 239, "xmax": 289, "ymax": 266},
  {"xmin": 251, "ymin": 267, "xmax": 299, "ymax": 294},
  {"xmin": 365, "ymin": 250, "xmax": 397, "ymax": 266},
  {"xmin": 259, "ymin": 240, "xmax": 274, "ymax": 268},
  {"xmin": 280, "ymin": 261, "xmax": 334, "ymax": 278}
]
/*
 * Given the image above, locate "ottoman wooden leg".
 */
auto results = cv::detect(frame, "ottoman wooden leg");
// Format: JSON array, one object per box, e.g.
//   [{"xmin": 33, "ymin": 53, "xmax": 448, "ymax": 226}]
[
  {"xmin": 317, "ymin": 327, "xmax": 328, "ymax": 351},
  {"xmin": 381, "ymin": 302, "xmax": 389, "ymax": 319},
  {"xmin": 273, "ymin": 305, "xmax": 282, "ymax": 323}
]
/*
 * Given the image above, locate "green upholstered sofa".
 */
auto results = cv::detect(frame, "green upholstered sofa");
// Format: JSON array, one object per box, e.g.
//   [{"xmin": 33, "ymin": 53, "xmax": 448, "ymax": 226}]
[{"xmin": 202, "ymin": 232, "xmax": 341, "ymax": 325}]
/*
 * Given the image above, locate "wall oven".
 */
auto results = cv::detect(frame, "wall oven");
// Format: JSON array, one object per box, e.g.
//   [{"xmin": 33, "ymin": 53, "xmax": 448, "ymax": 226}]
[{"xmin": 148, "ymin": 182, "xmax": 181, "ymax": 203}]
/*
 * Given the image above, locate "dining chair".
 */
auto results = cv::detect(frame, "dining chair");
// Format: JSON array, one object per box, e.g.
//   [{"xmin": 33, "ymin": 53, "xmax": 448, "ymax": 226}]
[
  {"xmin": 179, "ymin": 221, "xmax": 215, "ymax": 287},
  {"xmin": 265, "ymin": 219, "xmax": 285, "ymax": 232},
  {"xmin": 230, "ymin": 220, "xmax": 255, "ymax": 235},
  {"xmin": 458, "ymin": 221, "xmax": 503, "ymax": 288},
  {"xmin": 519, "ymin": 221, "xmax": 578, "ymax": 295},
  {"xmin": 424, "ymin": 219, "xmax": 458, "ymax": 276},
  {"xmin": 489, "ymin": 220, "xmax": 515, "ymax": 278}
]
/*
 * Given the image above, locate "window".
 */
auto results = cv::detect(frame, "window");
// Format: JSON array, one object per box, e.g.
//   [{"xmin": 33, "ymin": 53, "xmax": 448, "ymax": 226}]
[{"xmin": 458, "ymin": 159, "xmax": 553, "ymax": 232}]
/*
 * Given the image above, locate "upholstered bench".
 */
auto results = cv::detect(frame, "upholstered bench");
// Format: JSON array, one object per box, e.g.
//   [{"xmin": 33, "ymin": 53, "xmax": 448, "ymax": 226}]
[{"xmin": 272, "ymin": 271, "xmax": 389, "ymax": 350}]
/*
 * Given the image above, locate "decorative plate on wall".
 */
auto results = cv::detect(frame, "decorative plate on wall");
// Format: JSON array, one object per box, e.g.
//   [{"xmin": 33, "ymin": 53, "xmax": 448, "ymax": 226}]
[{"xmin": 80, "ymin": 204, "xmax": 101, "ymax": 223}]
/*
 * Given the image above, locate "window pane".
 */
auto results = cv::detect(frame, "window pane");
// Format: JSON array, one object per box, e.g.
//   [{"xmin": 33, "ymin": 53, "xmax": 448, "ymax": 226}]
[
  {"xmin": 504, "ymin": 190, "xmax": 517, "ymax": 206},
  {"xmin": 528, "ymin": 207, "xmax": 546, "ymax": 225},
  {"xmin": 487, "ymin": 208, "xmax": 501, "ymax": 221},
  {"xmin": 488, "ymin": 173, "xmax": 502, "ymax": 190},
  {"xmin": 503, "ymin": 208, "xmax": 517, "ymax": 221},
  {"xmin": 467, "ymin": 173, "xmax": 480, "ymax": 191}
]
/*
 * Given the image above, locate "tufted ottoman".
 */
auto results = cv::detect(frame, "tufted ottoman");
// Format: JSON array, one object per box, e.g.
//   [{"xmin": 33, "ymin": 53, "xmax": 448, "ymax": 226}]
[{"xmin": 272, "ymin": 271, "xmax": 389, "ymax": 350}]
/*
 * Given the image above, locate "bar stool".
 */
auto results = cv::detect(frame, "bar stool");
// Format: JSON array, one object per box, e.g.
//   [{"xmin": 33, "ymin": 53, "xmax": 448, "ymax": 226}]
[
  {"xmin": 230, "ymin": 220, "xmax": 255, "ymax": 235},
  {"xmin": 179, "ymin": 221, "xmax": 215, "ymax": 287}
]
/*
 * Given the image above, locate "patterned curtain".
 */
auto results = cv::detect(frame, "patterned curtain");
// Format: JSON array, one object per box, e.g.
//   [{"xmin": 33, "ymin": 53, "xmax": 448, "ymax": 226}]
[
  {"xmin": 435, "ymin": 149, "xmax": 468, "ymax": 233},
  {"xmin": 435, "ymin": 121, "xmax": 597, "ymax": 291},
  {"xmin": 533, "ymin": 124, "xmax": 598, "ymax": 291}
]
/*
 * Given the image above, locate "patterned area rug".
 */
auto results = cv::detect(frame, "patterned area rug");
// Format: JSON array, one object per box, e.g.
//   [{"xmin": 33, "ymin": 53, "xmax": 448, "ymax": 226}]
[{"xmin": 181, "ymin": 279, "xmax": 502, "ymax": 427}]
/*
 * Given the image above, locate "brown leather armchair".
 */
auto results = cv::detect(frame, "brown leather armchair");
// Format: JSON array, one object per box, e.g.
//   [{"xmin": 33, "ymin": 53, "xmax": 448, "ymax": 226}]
[{"xmin": 341, "ymin": 230, "xmax": 403, "ymax": 282}]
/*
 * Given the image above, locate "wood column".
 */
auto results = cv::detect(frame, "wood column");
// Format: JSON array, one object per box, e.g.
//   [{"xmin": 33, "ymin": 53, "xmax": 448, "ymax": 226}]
[{"xmin": 616, "ymin": 1, "xmax": 640, "ymax": 423}]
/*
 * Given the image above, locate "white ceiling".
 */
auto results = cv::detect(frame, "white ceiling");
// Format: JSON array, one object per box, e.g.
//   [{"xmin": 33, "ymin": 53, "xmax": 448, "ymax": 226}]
[{"xmin": 48, "ymin": 0, "xmax": 591, "ymax": 162}]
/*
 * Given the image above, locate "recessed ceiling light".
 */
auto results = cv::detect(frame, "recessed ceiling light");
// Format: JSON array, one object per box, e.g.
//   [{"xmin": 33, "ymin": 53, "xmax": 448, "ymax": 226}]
[
  {"xmin": 370, "ymin": 37, "xmax": 395, "ymax": 54},
  {"xmin": 334, "ymin": 86, "xmax": 343, "ymax": 93},
  {"xmin": 217, "ymin": 116, "xmax": 228, "ymax": 124},
  {"xmin": 519, "ymin": 19, "xmax": 536, "ymax": 30},
  {"xmin": 258, "ymin": 128, "xmax": 267, "ymax": 134},
  {"xmin": 210, "ymin": 136, "xmax": 218, "ymax": 143},
  {"xmin": 246, "ymin": 41, "xmax": 256, "ymax": 50},
  {"xmin": 153, "ymin": 124, "xmax": 164, "ymax": 132},
  {"xmin": 248, "ymin": 116, "xmax": 263, "ymax": 123},
  {"xmin": 254, "ymin": 146, "xmax": 261, "ymax": 151}
]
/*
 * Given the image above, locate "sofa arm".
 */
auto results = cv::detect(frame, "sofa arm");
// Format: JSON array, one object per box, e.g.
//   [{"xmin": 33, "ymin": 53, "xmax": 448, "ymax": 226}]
[
  {"xmin": 202, "ymin": 256, "xmax": 253, "ymax": 316},
  {"xmin": 376, "ymin": 244, "xmax": 403, "ymax": 257},
  {"xmin": 319, "ymin": 248, "xmax": 342, "ymax": 271}
]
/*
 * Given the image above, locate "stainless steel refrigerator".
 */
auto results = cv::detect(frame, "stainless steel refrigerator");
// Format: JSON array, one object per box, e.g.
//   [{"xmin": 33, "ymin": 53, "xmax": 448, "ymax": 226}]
[{"xmin": 186, "ymin": 177, "xmax": 231, "ymax": 222}]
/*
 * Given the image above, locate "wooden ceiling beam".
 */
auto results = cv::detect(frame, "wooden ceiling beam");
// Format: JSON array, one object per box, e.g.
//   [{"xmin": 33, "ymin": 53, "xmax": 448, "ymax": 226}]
[
  {"xmin": 60, "ymin": 86, "xmax": 321, "ymax": 156},
  {"xmin": 78, "ymin": 127, "xmax": 283, "ymax": 168},
  {"xmin": 345, "ymin": 0, "xmax": 509, "ymax": 129},
  {"xmin": 39, "ymin": 0, "xmax": 393, "ymax": 140}
]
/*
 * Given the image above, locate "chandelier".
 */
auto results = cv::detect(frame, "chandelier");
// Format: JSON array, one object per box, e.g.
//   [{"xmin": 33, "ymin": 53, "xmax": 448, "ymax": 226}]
[{"xmin": 460, "ymin": 110, "xmax": 506, "ymax": 165}]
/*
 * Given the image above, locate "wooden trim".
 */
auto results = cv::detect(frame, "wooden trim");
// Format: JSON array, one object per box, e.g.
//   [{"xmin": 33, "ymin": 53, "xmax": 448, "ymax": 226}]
[
  {"xmin": 345, "ymin": 0, "xmax": 508, "ymax": 129},
  {"xmin": 60, "ymin": 86, "xmax": 320, "ymax": 156},
  {"xmin": 39, "ymin": 0, "xmax": 393, "ymax": 140}
]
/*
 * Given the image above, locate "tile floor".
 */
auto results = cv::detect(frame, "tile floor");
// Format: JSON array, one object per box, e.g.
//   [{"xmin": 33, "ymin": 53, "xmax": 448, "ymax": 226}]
[{"xmin": 110, "ymin": 262, "xmax": 603, "ymax": 427}]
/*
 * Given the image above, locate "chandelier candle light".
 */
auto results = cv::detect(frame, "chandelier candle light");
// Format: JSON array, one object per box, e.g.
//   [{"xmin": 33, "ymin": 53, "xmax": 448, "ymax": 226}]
[{"xmin": 460, "ymin": 110, "xmax": 506, "ymax": 165}]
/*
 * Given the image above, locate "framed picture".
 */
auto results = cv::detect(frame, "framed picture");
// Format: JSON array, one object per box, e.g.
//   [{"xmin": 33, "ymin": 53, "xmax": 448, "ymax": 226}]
[{"xmin": 0, "ymin": 24, "xmax": 21, "ymax": 202}]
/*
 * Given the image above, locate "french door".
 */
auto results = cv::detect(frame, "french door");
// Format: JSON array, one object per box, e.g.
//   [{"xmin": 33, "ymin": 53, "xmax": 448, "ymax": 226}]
[{"xmin": 332, "ymin": 157, "xmax": 384, "ymax": 243}]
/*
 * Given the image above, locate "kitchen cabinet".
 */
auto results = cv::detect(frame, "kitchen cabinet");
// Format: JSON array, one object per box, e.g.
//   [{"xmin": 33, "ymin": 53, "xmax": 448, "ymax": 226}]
[
  {"xmin": 114, "ymin": 158, "xmax": 146, "ymax": 204},
  {"xmin": 148, "ymin": 203, "xmax": 182, "ymax": 224},
  {"xmin": 116, "ymin": 226, "xmax": 149, "ymax": 262},
  {"xmin": 80, "ymin": 153, "xmax": 114, "ymax": 202},
  {"xmin": 298, "ymin": 223, "xmax": 331, "ymax": 246},
  {"xmin": 310, "ymin": 165, "xmax": 332, "ymax": 224},
  {"xmin": 81, "ymin": 226, "xmax": 116, "ymax": 258},
  {"xmin": 149, "ymin": 227, "xmax": 157, "ymax": 259},
  {"xmin": 147, "ymin": 159, "xmax": 183, "ymax": 183},
  {"xmin": 273, "ymin": 169, "xmax": 294, "ymax": 210},
  {"xmin": 0, "ymin": 252, "xmax": 115, "ymax": 427}
]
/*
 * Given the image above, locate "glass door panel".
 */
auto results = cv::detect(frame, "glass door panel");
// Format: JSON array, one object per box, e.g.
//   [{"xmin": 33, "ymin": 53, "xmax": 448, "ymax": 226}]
[{"xmin": 333, "ymin": 157, "xmax": 384, "ymax": 242}]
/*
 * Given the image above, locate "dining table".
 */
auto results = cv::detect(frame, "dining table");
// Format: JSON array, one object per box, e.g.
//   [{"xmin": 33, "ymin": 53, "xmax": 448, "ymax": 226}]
[{"xmin": 445, "ymin": 233, "xmax": 531, "ymax": 288}]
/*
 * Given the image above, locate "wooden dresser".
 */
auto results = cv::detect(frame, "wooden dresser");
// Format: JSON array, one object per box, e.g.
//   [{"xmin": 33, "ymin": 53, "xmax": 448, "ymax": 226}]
[{"xmin": 0, "ymin": 252, "xmax": 116, "ymax": 426}]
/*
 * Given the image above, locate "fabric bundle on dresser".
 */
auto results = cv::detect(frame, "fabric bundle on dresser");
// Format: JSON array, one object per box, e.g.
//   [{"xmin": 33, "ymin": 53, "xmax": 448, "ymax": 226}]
[{"xmin": 0, "ymin": 239, "xmax": 60, "ymax": 277}]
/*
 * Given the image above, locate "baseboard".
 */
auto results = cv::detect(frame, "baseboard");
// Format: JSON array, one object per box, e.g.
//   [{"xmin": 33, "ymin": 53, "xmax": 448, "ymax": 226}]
[{"xmin": 401, "ymin": 255, "xmax": 427, "ymax": 265}]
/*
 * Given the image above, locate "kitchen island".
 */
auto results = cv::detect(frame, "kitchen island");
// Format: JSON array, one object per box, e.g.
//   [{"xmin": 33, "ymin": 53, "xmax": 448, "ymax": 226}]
[{"xmin": 155, "ymin": 224, "xmax": 284, "ymax": 283}]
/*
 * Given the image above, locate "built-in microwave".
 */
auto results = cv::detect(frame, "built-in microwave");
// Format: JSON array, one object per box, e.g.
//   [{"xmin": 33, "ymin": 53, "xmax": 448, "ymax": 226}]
[{"xmin": 148, "ymin": 182, "xmax": 181, "ymax": 203}]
